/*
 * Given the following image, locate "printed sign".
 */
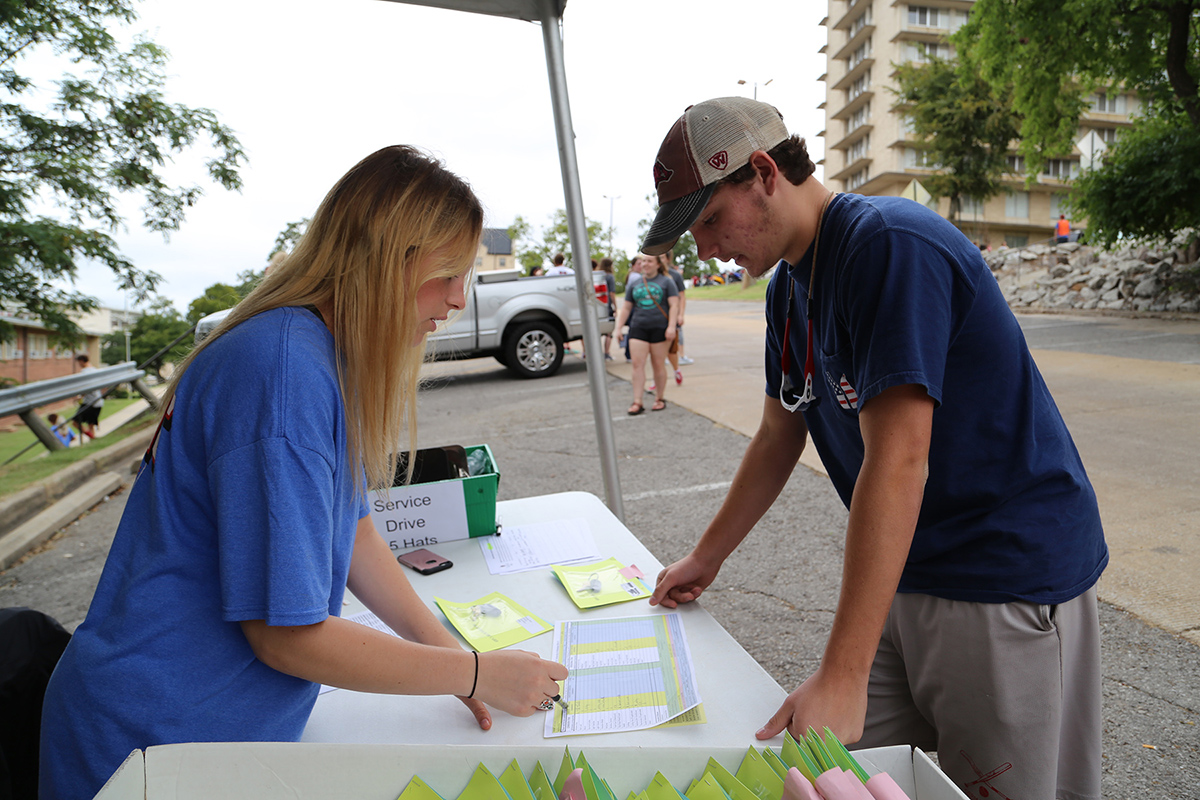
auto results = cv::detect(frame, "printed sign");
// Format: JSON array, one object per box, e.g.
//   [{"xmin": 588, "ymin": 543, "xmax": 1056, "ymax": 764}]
[{"xmin": 370, "ymin": 480, "xmax": 469, "ymax": 551}]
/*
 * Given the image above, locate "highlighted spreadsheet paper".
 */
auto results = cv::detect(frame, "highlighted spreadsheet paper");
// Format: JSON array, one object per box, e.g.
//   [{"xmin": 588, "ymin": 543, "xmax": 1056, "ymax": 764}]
[{"xmin": 545, "ymin": 613, "xmax": 701, "ymax": 737}]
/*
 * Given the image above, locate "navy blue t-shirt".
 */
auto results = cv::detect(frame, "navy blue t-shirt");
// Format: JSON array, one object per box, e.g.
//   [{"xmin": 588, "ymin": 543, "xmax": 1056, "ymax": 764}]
[{"xmin": 765, "ymin": 193, "xmax": 1107, "ymax": 604}]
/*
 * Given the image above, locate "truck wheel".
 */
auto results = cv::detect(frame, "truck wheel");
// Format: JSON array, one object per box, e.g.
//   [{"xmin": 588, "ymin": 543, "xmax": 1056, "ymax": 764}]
[{"xmin": 504, "ymin": 321, "xmax": 564, "ymax": 379}]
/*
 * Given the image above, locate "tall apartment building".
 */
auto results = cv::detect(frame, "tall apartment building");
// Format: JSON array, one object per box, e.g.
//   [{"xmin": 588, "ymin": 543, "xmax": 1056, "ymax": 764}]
[{"xmin": 820, "ymin": 0, "xmax": 1138, "ymax": 247}]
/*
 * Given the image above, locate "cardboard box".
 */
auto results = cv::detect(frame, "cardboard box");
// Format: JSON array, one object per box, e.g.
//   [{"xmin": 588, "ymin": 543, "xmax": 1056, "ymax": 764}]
[
  {"xmin": 369, "ymin": 444, "xmax": 500, "ymax": 551},
  {"xmin": 95, "ymin": 743, "xmax": 969, "ymax": 800}
]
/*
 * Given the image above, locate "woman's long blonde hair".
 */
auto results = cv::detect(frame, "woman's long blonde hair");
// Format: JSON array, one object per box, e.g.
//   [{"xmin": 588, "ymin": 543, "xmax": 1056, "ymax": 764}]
[{"xmin": 161, "ymin": 145, "xmax": 483, "ymax": 490}]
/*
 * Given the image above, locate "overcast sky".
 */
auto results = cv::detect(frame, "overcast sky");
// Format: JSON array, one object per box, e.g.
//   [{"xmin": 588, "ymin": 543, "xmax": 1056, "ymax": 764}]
[{"xmin": 65, "ymin": 0, "xmax": 828, "ymax": 313}]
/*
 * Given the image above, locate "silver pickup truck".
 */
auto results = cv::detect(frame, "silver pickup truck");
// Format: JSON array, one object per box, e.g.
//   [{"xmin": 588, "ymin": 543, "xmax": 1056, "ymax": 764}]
[
  {"xmin": 428, "ymin": 268, "xmax": 613, "ymax": 378},
  {"xmin": 194, "ymin": 269, "xmax": 612, "ymax": 379}
]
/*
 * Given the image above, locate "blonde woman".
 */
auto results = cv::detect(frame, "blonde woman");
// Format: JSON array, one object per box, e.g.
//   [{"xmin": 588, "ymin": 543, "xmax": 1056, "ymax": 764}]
[
  {"xmin": 614, "ymin": 254, "xmax": 679, "ymax": 413},
  {"xmin": 39, "ymin": 147, "xmax": 567, "ymax": 800}
]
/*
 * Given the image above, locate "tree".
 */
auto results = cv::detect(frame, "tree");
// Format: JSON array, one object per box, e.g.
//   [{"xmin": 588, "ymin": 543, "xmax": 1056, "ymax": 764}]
[
  {"xmin": 507, "ymin": 215, "xmax": 544, "ymax": 274},
  {"xmin": 186, "ymin": 283, "xmax": 242, "ymax": 324},
  {"xmin": 957, "ymin": 0, "xmax": 1200, "ymax": 242},
  {"xmin": 892, "ymin": 57, "xmax": 1021, "ymax": 224},
  {"xmin": 102, "ymin": 298, "xmax": 190, "ymax": 377},
  {"xmin": 1070, "ymin": 107, "xmax": 1200, "ymax": 248},
  {"xmin": 1, "ymin": 0, "xmax": 245, "ymax": 344}
]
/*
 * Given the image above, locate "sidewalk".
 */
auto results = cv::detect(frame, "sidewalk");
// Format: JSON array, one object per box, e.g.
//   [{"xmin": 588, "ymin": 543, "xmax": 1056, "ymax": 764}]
[{"xmin": 0, "ymin": 392, "xmax": 160, "ymax": 569}]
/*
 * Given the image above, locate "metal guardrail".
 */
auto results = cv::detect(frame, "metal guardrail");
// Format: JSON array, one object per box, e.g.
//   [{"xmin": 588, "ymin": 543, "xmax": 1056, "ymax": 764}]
[
  {"xmin": 0, "ymin": 362, "xmax": 146, "ymax": 418},
  {"xmin": 1, "ymin": 362, "xmax": 159, "ymax": 460}
]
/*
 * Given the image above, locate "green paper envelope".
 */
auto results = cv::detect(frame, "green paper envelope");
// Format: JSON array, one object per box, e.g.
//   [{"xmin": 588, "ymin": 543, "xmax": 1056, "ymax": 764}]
[
  {"xmin": 702, "ymin": 758, "xmax": 757, "ymax": 800},
  {"xmin": 821, "ymin": 727, "xmax": 870, "ymax": 783},
  {"xmin": 580, "ymin": 759, "xmax": 615, "ymax": 800},
  {"xmin": 458, "ymin": 763, "xmax": 514, "ymax": 800},
  {"xmin": 780, "ymin": 732, "xmax": 820, "ymax": 784},
  {"xmin": 735, "ymin": 748, "xmax": 784, "ymax": 800},
  {"xmin": 553, "ymin": 748, "xmax": 576, "ymax": 796},
  {"xmin": 759, "ymin": 748, "xmax": 789, "ymax": 780},
  {"xmin": 435, "ymin": 592, "xmax": 552, "ymax": 652},
  {"xmin": 499, "ymin": 760, "xmax": 537, "ymax": 800},
  {"xmin": 803, "ymin": 727, "xmax": 836, "ymax": 773},
  {"xmin": 684, "ymin": 772, "xmax": 731, "ymax": 800},
  {"xmin": 528, "ymin": 763, "xmax": 555, "ymax": 800},
  {"xmin": 397, "ymin": 776, "xmax": 446, "ymax": 800},
  {"xmin": 644, "ymin": 772, "xmax": 689, "ymax": 800},
  {"xmin": 551, "ymin": 558, "xmax": 650, "ymax": 609}
]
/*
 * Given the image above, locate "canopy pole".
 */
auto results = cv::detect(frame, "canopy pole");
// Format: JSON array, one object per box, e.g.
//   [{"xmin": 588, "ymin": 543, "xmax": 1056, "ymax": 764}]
[{"xmin": 536, "ymin": 0, "xmax": 624, "ymax": 521}]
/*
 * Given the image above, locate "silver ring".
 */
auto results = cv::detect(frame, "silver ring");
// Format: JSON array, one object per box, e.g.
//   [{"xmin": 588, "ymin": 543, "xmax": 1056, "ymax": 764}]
[{"xmin": 538, "ymin": 699, "xmax": 554, "ymax": 711}]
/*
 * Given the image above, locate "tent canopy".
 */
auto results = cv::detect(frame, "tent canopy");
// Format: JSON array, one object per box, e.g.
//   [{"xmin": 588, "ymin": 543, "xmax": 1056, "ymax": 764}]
[{"xmin": 380, "ymin": 0, "xmax": 566, "ymax": 21}]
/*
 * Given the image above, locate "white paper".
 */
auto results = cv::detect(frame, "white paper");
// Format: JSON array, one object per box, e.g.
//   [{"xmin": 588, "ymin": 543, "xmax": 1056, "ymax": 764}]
[
  {"xmin": 478, "ymin": 518, "xmax": 600, "ymax": 574},
  {"xmin": 544, "ymin": 612, "xmax": 702, "ymax": 737}
]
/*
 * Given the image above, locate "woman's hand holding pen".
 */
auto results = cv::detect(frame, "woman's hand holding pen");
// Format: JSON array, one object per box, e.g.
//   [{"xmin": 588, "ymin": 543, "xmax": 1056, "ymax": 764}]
[{"xmin": 466, "ymin": 649, "xmax": 568, "ymax": 717}]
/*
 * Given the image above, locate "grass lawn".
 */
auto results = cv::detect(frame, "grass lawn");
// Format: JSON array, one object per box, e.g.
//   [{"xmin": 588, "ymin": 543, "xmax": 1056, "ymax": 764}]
[
  {"xmin": 0, "ymin": 400, "xmax": 155, "ymax": 498},
  {"xmin": 687, "ymin": 279, "xmax": 768, "ymax": 303}
]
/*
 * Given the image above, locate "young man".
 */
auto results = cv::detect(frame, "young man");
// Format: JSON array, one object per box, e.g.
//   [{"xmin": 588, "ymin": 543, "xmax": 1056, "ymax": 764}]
[{"xmin": 643, "ymin": 97, "xmax": 1107, "ymax": 800}]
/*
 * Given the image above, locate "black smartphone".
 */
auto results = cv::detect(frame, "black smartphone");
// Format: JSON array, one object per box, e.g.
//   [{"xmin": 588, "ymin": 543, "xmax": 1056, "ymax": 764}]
[{"xmin": 396, "ymin": 548, "xmax": 453, "ymax": 575}]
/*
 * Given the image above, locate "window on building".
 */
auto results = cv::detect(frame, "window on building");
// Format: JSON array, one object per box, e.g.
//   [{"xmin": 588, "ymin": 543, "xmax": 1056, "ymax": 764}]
[
  {"xmin": 849, "ymin": 41, "xmax": 872, "ymax": 69},
  {"xmin": 904, "ymin": 147, "xmax": 936, "ymax": 168},
  {"xmin": 1043, "ymin": 159, "xmax": 1079, "ymax": 180},
  {"xmin": 903, "ymin": 41, "xmax": 952, "ymax": 63},
  {"xmin": 848, "ymin": 74, "xmax": 870, "ymax": 102},
  {"xmin": 1007, "ymin": 234, "xmax": 1029, "ymax": 248},
  {"xmin": 1006, "ymin": 192, "xmax": 1030, "ymax": 219},
  {"xmin": 1049, "ymin": 194, "xmax": 1068, "ymax": 220},
  {"xmin": 29, "ymin": 333, "xmax": 48, "ymax": 359},
  {"xmin": 908, "ymin": 6, "xmax": 941, "ymax": 27},
  {"xmin": 849, "ymin": 7, "xmax": 873, "ymax": 36},
  {"xmin": 849, "ymin": 103, "xmax": 871, "ymax": 132},
  {"xmin": 499, "ymin": 258, "xmax": 507, "ymax": 267},
  {"xmin": 1092, "ymin": 92, "xmax": 1126, "ymax": 114},
  {"xmin": 960, "ymin": 196, "xmax": 984, "ymax": 218},
  {"xmin": 1006, "ymin": 155, "xmax": 1026, "ymax": 174},
  {"xmin": 847, "ymin": 168, "xmax": 870, "ymax": 191},
  {"xmin": 475, "ymin": 257, "xmax": 483, "ymax": 267},
  {"xmin": 847, "ymin": 134, "xmax": 871, "ymax": 163},
  {"xmin": 1092, "ymin": 127, "xmax": 1119, "ymax": 143}
]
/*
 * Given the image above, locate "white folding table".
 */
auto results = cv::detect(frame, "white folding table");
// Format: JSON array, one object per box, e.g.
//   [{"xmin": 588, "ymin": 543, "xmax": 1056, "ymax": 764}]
[{"xmin": 302, "ymin": 491, "xmax": 787, "ymax": 748}]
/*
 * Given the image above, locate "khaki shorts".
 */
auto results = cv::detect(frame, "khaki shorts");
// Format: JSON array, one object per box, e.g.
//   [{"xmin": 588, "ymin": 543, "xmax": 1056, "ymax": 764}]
[{"xmin": 859, "ymin": 587, "xmax": 1101, "ymax": 800}]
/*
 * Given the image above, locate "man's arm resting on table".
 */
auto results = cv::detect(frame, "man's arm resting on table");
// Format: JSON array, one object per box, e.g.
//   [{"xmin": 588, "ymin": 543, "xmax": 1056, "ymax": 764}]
[
  {"xmin": 651, "ymin": 395, "xmax": 809, "ymax": 607},
  {"xmin": 756, "ymin": 383, "xmax": 933, "ymax": 742},
  {"xmin": 240, "ymin": 516, "xmax": 566, "ymax": 720}
]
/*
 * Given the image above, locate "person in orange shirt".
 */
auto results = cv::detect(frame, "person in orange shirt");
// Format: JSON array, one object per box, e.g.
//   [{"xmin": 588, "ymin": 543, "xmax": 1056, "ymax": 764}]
[{"xmin": 1056, "ymin": 214, "xmax": 1071, "ymax": 243}]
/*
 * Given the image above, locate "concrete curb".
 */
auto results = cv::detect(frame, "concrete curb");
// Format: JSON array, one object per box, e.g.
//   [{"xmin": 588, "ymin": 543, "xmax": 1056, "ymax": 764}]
[
  {"xmin": 0, "ymin": 472, "xmax": 123, "ymax": 569},
  {"xmin": 0, "ymin": 427, "xmax": 153, "ymax": 568}
]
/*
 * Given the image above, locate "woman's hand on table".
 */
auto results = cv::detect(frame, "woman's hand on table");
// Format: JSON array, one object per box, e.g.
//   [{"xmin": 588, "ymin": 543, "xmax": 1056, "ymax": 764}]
[{"xmin": 470, "ymin": 649, "xmax": 568, "ymax": 717}]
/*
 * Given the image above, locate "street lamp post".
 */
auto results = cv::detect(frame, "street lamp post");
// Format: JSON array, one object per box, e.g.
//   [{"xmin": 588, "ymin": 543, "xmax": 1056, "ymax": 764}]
[
  {"xmin": 603, "ymin": 194, "xmax": 619, "ymax": 257},
  {"xmin": 737, "ymin": 77, "xmax": 773, "ymax": 100}
]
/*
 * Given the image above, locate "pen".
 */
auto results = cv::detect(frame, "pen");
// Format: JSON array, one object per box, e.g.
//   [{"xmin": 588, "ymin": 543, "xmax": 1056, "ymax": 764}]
[{"xmin": 551, "ymin": 694, "xmax": 569, "ymax": 711}]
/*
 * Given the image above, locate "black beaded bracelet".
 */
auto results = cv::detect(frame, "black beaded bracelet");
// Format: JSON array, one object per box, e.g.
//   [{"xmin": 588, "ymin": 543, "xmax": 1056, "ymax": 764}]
[{"xmin": 467, "ymin": 650, "xmax": 479, "ymax": 699}]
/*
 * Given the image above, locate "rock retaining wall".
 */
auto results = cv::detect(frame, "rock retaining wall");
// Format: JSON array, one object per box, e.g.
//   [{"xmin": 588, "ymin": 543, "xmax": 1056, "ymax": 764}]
[{"xmin": 985, "ymin": 240, "xmax": 1200, "ymax": 314}]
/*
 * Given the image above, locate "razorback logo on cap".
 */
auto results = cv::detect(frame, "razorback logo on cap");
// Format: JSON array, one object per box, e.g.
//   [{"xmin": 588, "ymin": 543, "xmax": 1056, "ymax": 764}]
[
  {"xmin": 653, "ymin": 160, "xmax": 674, "ymax": 188},
  {"xmin": 708, "ymin": 151, "xmax": 729, "ymax": 170}
]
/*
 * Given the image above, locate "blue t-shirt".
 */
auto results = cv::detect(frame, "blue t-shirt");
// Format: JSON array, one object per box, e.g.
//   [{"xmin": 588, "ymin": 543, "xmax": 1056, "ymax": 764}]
[
  {"xmin": 39, "ymin": 308, "xmax": 368, "ymax": 800},
  {"xmin": 765, "ymin": 194, "xmax": 1107, "ymax": 604}
]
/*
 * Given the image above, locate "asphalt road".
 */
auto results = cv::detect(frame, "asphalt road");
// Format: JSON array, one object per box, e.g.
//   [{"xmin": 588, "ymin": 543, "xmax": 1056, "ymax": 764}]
[{"xmin": 2, "ymin": 303, "xmax": 1197, "ymax": 798}]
